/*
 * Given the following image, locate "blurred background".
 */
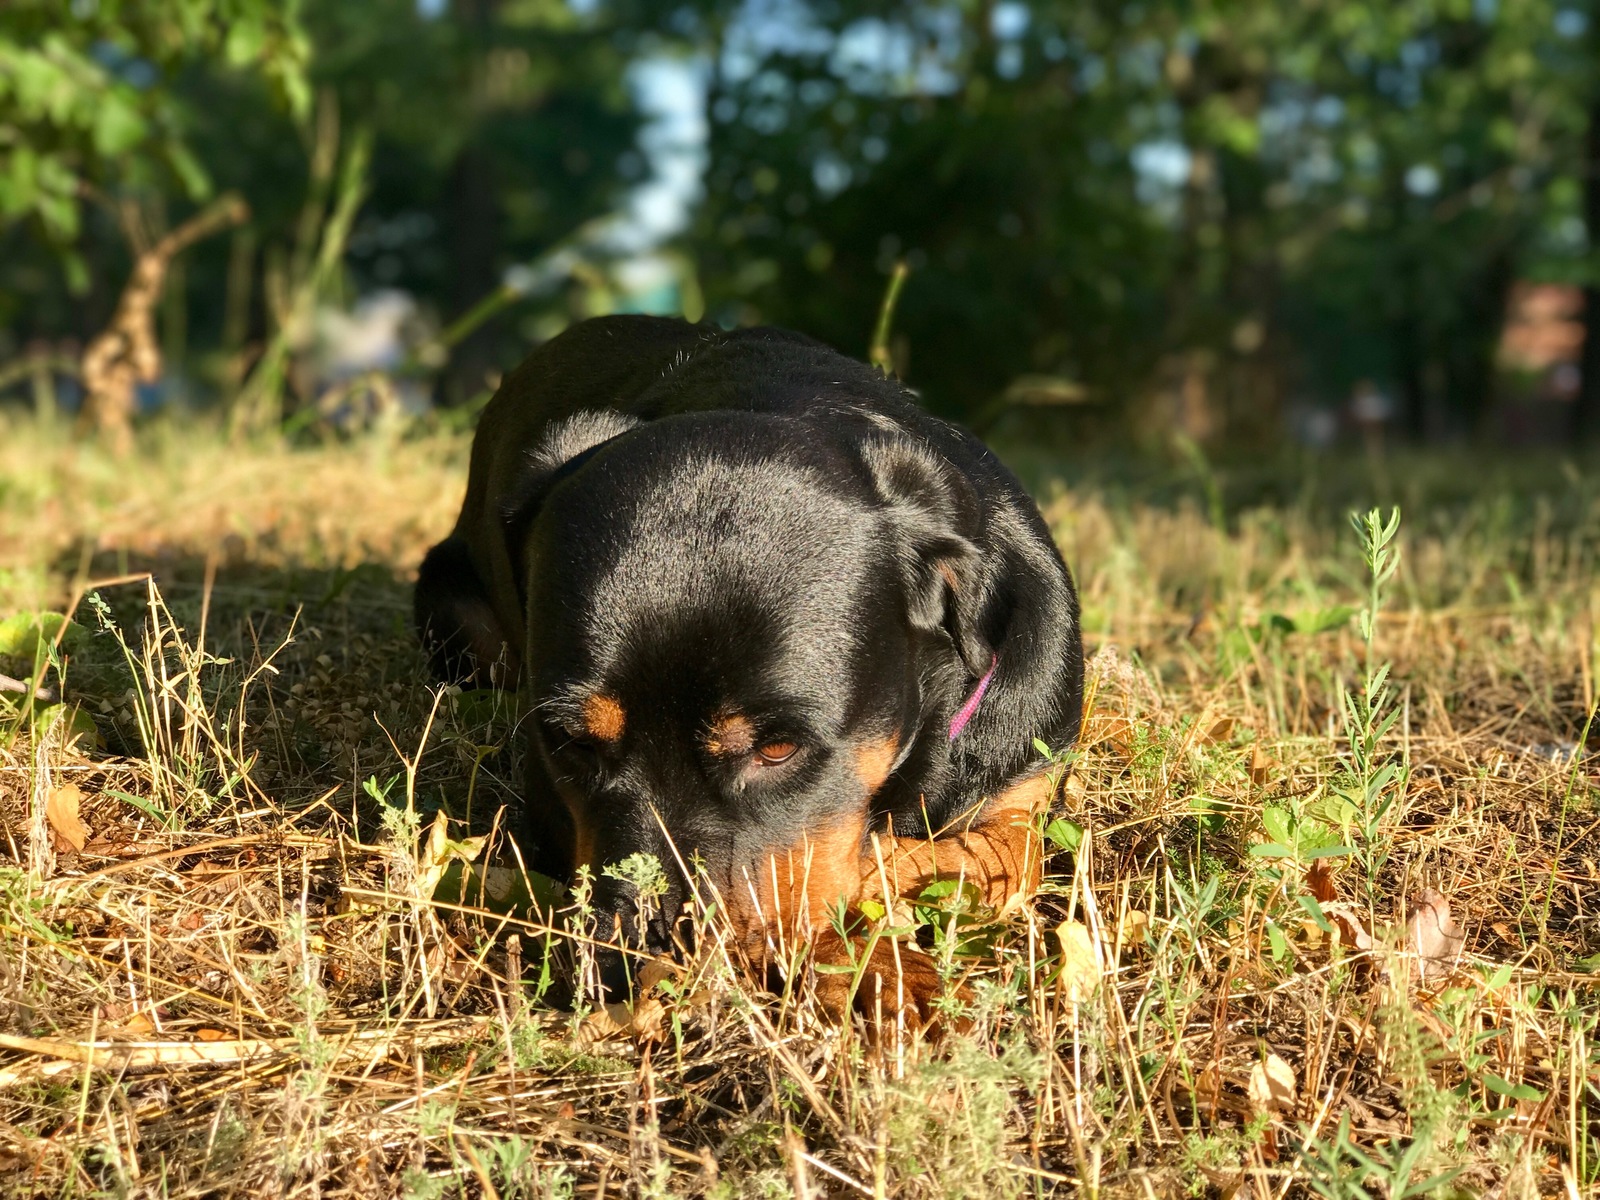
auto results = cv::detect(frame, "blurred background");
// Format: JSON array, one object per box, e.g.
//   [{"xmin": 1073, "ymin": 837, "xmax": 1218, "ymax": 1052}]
[{"xmin": 3, "ymin": 0, "xmax": 1600, "ymax": 455}]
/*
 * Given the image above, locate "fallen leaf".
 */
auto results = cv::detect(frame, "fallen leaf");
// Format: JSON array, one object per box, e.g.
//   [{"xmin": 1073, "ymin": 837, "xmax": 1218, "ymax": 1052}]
[
  {"xmin": 45, "ymin": 784, "xmax": 89, "ymax": 853},
  {"xmin": 1322, "ymin": 903, "xmax": 1374, "ymax": 952},
  {"xmin": 1054, "ymin": 919, "xmax": 1100, "ymax": 1004},
  {"xmin": 1248, "ymin": 746, "xmax": 1276, "ymax": 785},
  {"xmin": 1407, "ymin": 889, "xmax": 1464, "ymax": 984},
  {"xmin": 629, "ymin": 996, "xmax": 666, "ymax": 1043},
  {"xmin": 122, "ymin": 1012, "xmax": 156, "ymax": 1036},
  {"xmin": 1305, "ymin": 859, "xmax": 1337, "ymax": 904},
  {"xmin": 415, "ymin": 809, "xmax": 486, "ymax": 900},
  {"xmin": 576, "ymin": 1005, "xmax": 632, "ymax": 1049},
  {"xmin": 1203, "ymin": 717, "xmax": 1236, "ymax": 744},
  {"xmin": 1086, "ymin": 715, "xmax": 1135, "ymax": 756},
  {"xmin": 1248, "ymin": 1052, "xmax": 1296, "ymax": 1115},
  {"xmin": 195, "ymin": 1028, "xmax": 229, "ymax": 1042},
  {"xmin": 637, "ymin": 958, "xmax": 679, "ymax": 993},
  {"xmin": 1193, "ymin": 1063, "xmax": 1223, "ymax": 1112},
  {"xmin": 1120, "ymin": 909, "xmax": 1150, "ymax": 947}
]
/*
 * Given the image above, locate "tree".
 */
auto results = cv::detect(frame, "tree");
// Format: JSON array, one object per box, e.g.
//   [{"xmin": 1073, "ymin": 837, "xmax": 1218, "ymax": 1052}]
[
  {"xmin": 300, "ymin": 0, "xmax": 639, "ymax": 403},
  {"xmin": 0, "ymin": 0, "xmax": 640, "ymax": 418},
  {"xmin": 675, "ymin": 0, "xmax": 1592, "ymax": 443},
  {"xmin": 0, "ymin": 0, "xmax": 307, "ymax": 263}
]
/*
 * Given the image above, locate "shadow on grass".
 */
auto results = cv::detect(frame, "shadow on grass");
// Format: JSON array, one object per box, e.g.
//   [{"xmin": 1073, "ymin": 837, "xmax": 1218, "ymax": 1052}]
[{"xmin": 38, "ymin": 545, "xmax": 527, "ymax": 850}]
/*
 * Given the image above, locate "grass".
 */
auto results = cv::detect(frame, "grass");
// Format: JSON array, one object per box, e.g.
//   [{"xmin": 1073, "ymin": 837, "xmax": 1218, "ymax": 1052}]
[{"xmin": 0, "ymin": 410, "xmax": 1595, "ymax": 1198}]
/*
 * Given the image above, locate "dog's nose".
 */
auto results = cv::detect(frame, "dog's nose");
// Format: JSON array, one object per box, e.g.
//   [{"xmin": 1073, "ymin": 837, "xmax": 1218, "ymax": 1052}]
[
  {"xmin": 585, "ymin": 871, "xmax": 688, "ymax": 1000},
  {"xmin": 595, "ymin": 944, "xmax": 635, "ymax": 1002},
  {"xmin": 589, "ymin": 911, "xmax": 683, "ymax": 1001}
]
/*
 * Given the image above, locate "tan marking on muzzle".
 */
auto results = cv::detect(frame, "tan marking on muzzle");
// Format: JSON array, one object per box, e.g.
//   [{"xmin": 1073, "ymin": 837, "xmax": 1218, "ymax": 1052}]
[
  {"xmin": 853, "ymin": 734, "xmax": 901, "ymax": 795},
  {"xmin": 729, "ymin": 810, "xmax": 870, "ymax": 953}
]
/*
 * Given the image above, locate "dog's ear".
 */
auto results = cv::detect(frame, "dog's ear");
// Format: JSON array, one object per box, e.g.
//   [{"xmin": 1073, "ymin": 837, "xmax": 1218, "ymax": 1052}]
[
  {"xmin": 526, "ymin": 409, "xmax": 641, "ymax": 476},
  {"xmin": 862, "ymin": 437, "xmax": 991, "ymax": 675},
  {"xmin": 501, "ymin": 409, "xmax": 640, "ymax": 535}
]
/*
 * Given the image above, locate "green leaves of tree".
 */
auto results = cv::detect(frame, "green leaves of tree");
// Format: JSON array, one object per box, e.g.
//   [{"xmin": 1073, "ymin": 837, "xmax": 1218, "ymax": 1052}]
[{"xmin": 0, "ymin": 0, "xmax": 308, "ymax": 244}]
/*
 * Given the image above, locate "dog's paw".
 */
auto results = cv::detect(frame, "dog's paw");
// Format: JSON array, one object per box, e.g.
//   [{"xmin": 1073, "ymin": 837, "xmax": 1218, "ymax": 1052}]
[{"xmin": 809, "ymin": 934, "xmax": 970, "ymax": 1036}]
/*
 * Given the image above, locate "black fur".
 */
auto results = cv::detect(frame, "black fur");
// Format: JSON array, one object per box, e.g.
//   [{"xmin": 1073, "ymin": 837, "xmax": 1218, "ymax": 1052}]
[{"xmin": 416, "ymin": 316, "xmax": 1084, "ymax": 948}]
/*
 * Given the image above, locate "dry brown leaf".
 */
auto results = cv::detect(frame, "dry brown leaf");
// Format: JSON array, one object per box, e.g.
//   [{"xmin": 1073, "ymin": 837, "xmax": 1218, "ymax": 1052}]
[
  {"xmin": 1203, "ymin": 716, "xmax": 1235, "ymax": 744},
  {"xmin": 1062, "ymin": 770, "xmax": 1087, "ymax": 802},
  {"xmin": 576, "ymin": 1005, "xmax": 632, "ymax": 1049},
  {"xmin": 45, "ymin": 784, "xmax": 88, "ymax": 853},
  {"xmin": 637, "ymin": 958, "xmax": 679, "ymax": 994},
  {"xmin": 195, "ymin": 1028, "xmax": 229, "ymax": 1042},
  {"xmin": 1247, "ymin": 1052, "xmax": 1296, "ymax": 1115},
  {"xmin": 1407, "ymin": 889, "xmax": 1465, "ymax": 984},
  {"xmin": 1305, "ymin": 859, "xmax": 1337, "ymax": 904},
  {"xmin": 1248, "ymin": 746, "xmax": 1276, "ymax": 785},
  {"xmin": 1055, "ymin": 919, "xmax": 1100, "ymax": 1004},
  {"xmin": 1323, "ymin": 903, "xmax": 1374, "ymax": 952},
  {"xmin": 629, "ymin": 996, "xmax": 667, "ymax": 1043},
  {"xmin": 1120, "ymin": 909, "xmax": 1151, "ymax": 947},
  {"xmin": 1086, "ymin": 715, "xmax": 1135, "ymax": 756}
]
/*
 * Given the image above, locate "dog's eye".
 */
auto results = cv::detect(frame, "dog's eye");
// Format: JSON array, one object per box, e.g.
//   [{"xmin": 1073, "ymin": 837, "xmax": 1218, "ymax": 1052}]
[
  {"xmin": 546, "ymin": 722, "xmax": 600, "ymax": 759},
  {"xmin": 754, "ymin": 742, "xmax": 797, "ymax": 766}
]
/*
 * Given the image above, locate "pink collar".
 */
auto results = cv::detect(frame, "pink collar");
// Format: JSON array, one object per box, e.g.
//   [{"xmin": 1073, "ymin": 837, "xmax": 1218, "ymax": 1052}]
[{"xmin": 948, "ymin": 654, "xmax": 998, "ymax": 740}]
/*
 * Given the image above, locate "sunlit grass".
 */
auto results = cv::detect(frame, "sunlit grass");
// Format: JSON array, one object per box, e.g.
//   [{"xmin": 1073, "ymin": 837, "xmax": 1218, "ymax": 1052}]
[{"xmin": 0, "ymin": 413, "xmax": 1595, "ymax": 1197}]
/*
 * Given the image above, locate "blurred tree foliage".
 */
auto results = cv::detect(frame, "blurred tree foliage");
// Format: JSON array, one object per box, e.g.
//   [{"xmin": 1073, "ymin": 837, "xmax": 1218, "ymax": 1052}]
[
  {"xmin": 0, "ymin": 0, "xmax": 308, "ymax": 245},
  {"xmin": 0, "ymin": 0, "xmax": 306, "ymax": 336},
  {"xmin": 1, "ymin": 0, "xmax": 1596, "ymax": 443},
  {"xmin": 680, "ymin": 0, "xmax": 1593, "ymax": 442},
  {"xmin": 0, "ymin": 0, "xmax": 635, "ymax": 407}
]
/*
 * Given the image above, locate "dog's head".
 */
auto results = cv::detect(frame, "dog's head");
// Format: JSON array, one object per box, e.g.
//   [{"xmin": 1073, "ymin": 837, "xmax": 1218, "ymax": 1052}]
[{"xmin": 511, "ymin": 409, "xmax": 991, "ymax": 971}]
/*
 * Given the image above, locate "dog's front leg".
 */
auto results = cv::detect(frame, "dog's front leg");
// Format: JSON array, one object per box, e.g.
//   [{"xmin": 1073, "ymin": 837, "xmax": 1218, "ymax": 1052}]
[{"xmin": 743, "ymin": 774, "xmax": 1055, "ymax": 1030}]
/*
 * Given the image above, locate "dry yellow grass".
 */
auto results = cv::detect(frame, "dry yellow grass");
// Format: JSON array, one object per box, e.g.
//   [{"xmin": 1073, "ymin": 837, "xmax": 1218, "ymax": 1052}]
[{"xmin": 0, "ymin": 413, "xmax": 1595, "ymax": 1198}]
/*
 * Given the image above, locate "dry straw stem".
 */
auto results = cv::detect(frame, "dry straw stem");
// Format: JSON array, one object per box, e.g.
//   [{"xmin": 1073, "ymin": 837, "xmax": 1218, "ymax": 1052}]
[{"xmin": 0, "ymin": 418, "xmax": 1596, "ymax": 1197}]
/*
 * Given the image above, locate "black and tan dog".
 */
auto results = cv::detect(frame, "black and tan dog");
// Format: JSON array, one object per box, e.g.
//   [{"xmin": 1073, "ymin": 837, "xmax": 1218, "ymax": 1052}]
[{"xmin": 415, "ymin": 315, "xmax": 1083, "ymax": 1018}]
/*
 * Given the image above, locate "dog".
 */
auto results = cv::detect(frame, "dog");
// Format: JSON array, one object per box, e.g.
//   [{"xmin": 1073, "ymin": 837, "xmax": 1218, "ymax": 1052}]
[{"xmin": 415, "ymin": 315, "xmax": 1083, "ymax": 1022}]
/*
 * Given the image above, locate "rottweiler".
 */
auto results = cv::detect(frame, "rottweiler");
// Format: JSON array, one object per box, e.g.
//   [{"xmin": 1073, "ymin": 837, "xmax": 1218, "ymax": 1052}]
[{"xmin": 415, "ymin": 315, "xmax": 1083, "ymax": 1020}]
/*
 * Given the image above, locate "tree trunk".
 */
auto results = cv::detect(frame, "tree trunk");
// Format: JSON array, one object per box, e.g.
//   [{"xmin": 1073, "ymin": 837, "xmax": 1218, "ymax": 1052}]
[
  {"xmin": 1447, "ymin": 244, "xmax": 1512, "ymax": 441},
  {"xmin": 442, "ymin": 0, "xmax": 504, "ymax": 407},
  {"xmin": 444, "ymin": 142, "xmax": 502, "ymax": 405},
  {"xmin": 1576, "ymin": 94, "xmax": 1600, "ymax": 444}
]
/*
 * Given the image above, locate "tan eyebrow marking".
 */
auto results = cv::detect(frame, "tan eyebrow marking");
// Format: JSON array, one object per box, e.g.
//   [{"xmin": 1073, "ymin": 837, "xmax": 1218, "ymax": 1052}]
[
  {"xmin": 580, "ymin": 693, "xmax": 626, "ymax": 742},
  {"xmin": 704, "ymin": 712, "xmax": 755, "ymax": 758}
]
